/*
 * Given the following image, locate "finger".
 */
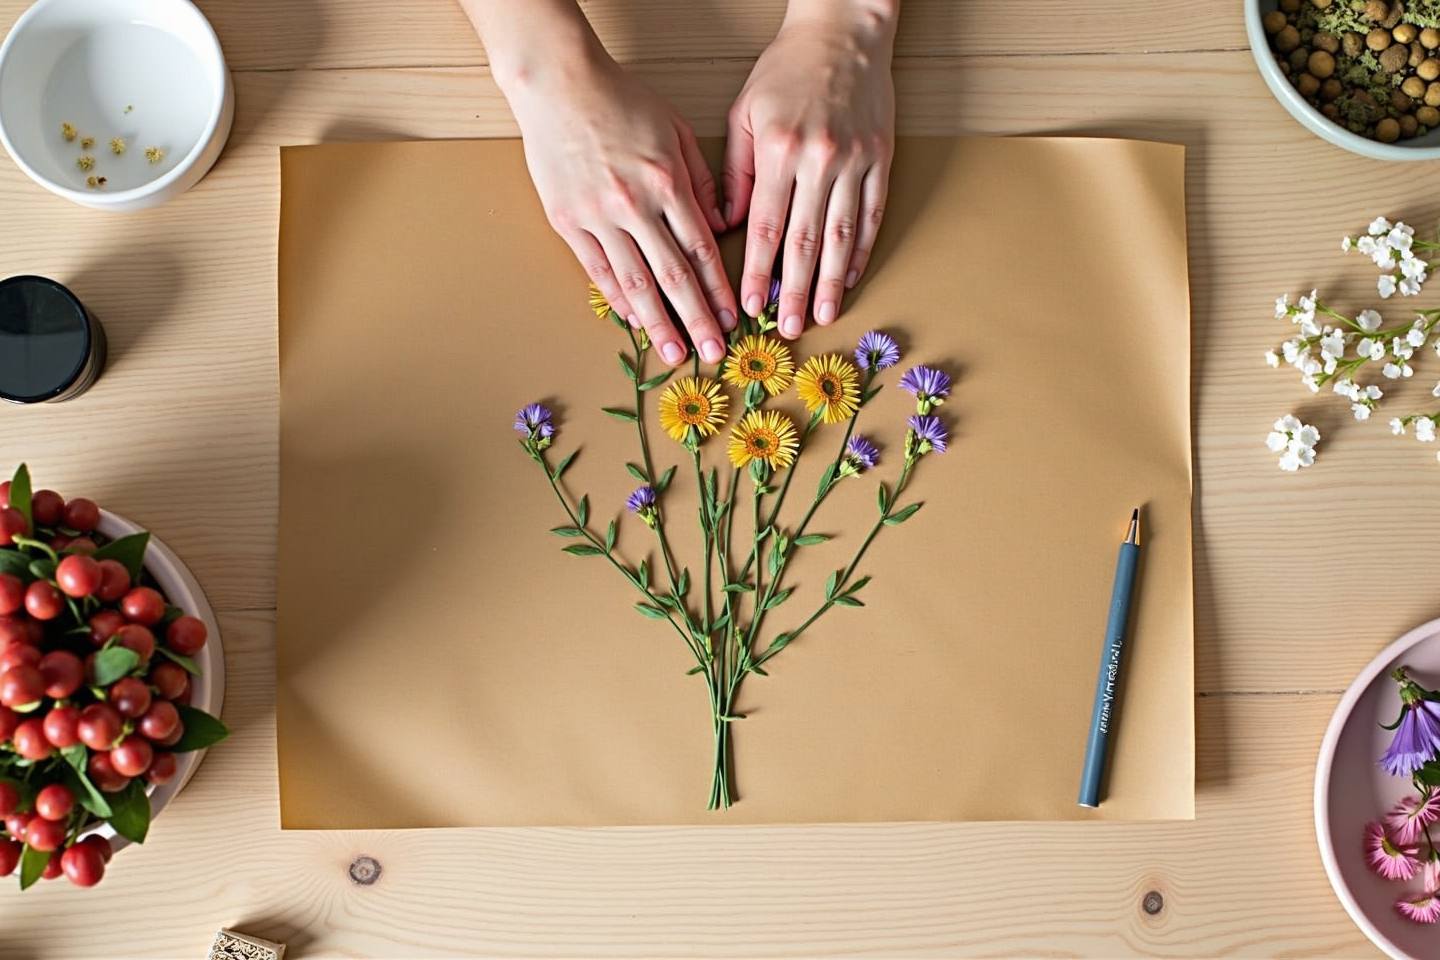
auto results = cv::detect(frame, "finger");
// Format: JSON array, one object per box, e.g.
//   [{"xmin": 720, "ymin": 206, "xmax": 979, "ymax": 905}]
[
  {"xmin": 813, "ymin": 170, "xmax": 862, "ymax": 326},
  {"xmin": 721, "ymin": 111, "xmax": 757, "ymax": 229},
  {"xmin": 566, "ymin": 230, "xmax": 639, "ymax": 328},
  {"xmin": 740, "ymin": 146, "xmax": 795, "ymax": 321},
  {"xmin": 634, "ymin": 220, "xmax": 728, "ymax": 366},
  {"xmin": 677, "ymin": 126, "xmax": 725, "ymax": 235},
  {"xmin": 664, "ymin": 198, "xmax": 739, "ymax": 337},
  {"xmin": 600, "ymin": 231, "xmax": 686, "ymax": 361},
  {"xmin": 846, "ymin": 160, "xmax": 891, "ymax": 289},
  {"xmin": 776, "ymin": 169, "xmax": 833, "ymax": 340}
]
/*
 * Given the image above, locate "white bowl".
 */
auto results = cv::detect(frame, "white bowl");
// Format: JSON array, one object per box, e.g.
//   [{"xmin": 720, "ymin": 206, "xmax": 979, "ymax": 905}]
[
  {"xmin": 0, "ymin": 0, "xmax": 234, "ymax": 211},
  {"xmin": 84, "ymin": 509, "xmax": 226, "ymax": 853},
  {"xmin": 1244, "ymin": 0, "xmax": 1440, "ymax": 160}
]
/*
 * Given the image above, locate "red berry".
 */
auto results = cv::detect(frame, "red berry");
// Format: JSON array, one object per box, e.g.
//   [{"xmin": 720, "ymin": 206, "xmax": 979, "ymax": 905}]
[
  {"xmin": 76, "ymin": 703, "xmax": 122, "ymax": 751},
  {"xmin": 0, "ymin": 664, "xmax": 44, "ymax": 707},
  {"xmin": 110, "ymin": 736, "xmax": 152, "ymax": 777},
  {"xmin": 115, "ymin": 623, "xmax": 155, "ymax": 663},
  {"xmin": 4, "ymin": 813, "xmax": 31, "ymax": 841},
  {"xmin": 175, "ymin": 677, "xmax": 193, "ymax": 705},
  {"xmin": 29, "ymin": 489, "xmax": 63, "ymax": 527},
  {"xmin": 38, "ymin": 650, "xmax": 83, "ymax": 699},
  {"xmin": 0, "ymin": 481, "xmax": 8, "ymax": 507},
  {"xmin": 78, "ymin": 833, "xmax": 112, "ymax": 864},
  {"xmin": 0, "ymin": 838, "xmax": 19, "ymax": 877},
  {"xmin": 34, "ymin": 784, "xmax": 74, "ymax": 822},
  {"xmin": 120, "ymin": 586, "xmax": 165, "ymax": 626},
  {"xmin": 12, "ymin": 719, "xmax": 52, "ymax": 760},
  {"xmin": 23, "ymin": 581, "xmax": 63, "ymax": 621},
  {"xmin": 86, "ymin": 752, "xmax": 129, "ymax": 793},
  {"xmin": 48, "ymin": 534, "xmax": 72, "ymax": 551},
  {"xmin": 94, "ymin": 559, "xmax": 131, "ymax": 603},
  {"xmin": 43, "ymin": 704, "xmax": 80, "ymax": 748},
  {"xmin": 153, "ymin": 720, "xmax": 184, "ymax": 747},
  {"xmin": 165, "ymin": 615, "xmax": 207, "ymax": 656},
  {"xmin": 0, "ymin": 644, "xmax": 39, "ymax": 674},
  {"xmin": 0, "ymin": 705, "xmax": 16, "ymax": 741},
  {"xmin": 61, "ymin": 498, "xmax": 98, "ymax": 533},
  {"xmin": 108, "ymin": 677, "xmax": 151, "ymax": 719},
  {"xmin": 145, "ymin": 750, "xmax": 177, "ymax": 786},
  {"xmin": 55, "ymin": 554, "xmax": 101, "ymax": 598},
  {"xmin": 0, "ymin": 574, "xmax": 22, "ymax": 616},
  {"xmin": 23, "ymin": 814, "xmax": 64, "ymax": 852},
  {"xmin": 0, "ymin": 615, "xmax": 28, "ymax": 649},
  {"xmin": 88, "ymin": 609, "xmax": 126, "ymax": 647},
  {"xmin": 0, "ymin": 507, "xmax": 26, "ymax": 546},
  {"xmin": 149, "ymin": 662, "xmax": 187, "ymax": 700},
  {"xmin": 0, "ymin": 782, "xmax": 17, "ymax": 818},
  {"xmin": 60, "ymin": 842, "xmax": 105, "ymax": 887},
  {"xmin": 40, "ymin": 849, "xmax": 62, "ymax": 879},
  {"xmin": 137, "ymin": 699, "xmax": 179, "ymax": 742},
  {"xmin": 65, "ymin": 537, "xmax": 97, "ymax": 555}
]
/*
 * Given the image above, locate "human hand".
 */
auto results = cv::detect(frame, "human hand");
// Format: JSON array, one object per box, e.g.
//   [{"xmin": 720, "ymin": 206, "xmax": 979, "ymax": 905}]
[
  {"xmin": 722, "ymin": 3, "xmax": 897, "ymax": 340},
  {"xmin": 506, "ymin": 49, "xmax": 738, "ymax": 366}
]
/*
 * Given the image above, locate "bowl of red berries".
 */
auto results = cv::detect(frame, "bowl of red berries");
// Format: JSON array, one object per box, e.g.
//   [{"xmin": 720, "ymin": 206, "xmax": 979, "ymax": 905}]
[{"xmin": 0, "ymin": 463, "xmax": 226, "ymax": 889}]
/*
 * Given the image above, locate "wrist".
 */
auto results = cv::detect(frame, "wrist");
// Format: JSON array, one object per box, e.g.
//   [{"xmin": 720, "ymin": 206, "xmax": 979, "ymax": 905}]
[
  {"xmin": 479, "ymin": 7, "xmax": 613, "ymax": 105},
  {"xmin": 781, "ymin": 0, "xmax": 900, "ymax": 47}
]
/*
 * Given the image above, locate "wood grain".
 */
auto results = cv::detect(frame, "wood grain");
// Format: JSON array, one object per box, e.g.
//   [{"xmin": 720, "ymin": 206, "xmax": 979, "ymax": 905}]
[{"xmin": 0, "ymin": 0, "xmax": 1422, "ymax": 954}]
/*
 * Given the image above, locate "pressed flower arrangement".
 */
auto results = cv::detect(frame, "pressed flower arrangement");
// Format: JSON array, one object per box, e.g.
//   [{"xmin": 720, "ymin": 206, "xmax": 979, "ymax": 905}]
[{"xmin": 516, "ymin": 285, "xmax": 951, "ymax": 809}]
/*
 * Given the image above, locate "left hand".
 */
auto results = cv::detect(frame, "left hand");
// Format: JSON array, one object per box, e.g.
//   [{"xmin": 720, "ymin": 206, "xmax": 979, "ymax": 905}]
[{"xmin": 721, "ymin": 7, "xmax": 897, "ymax": 339}]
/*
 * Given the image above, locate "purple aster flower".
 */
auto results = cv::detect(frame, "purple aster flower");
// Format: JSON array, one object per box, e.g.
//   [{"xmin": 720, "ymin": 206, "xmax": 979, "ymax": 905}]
[
  {"xmin": 908, "ymin": 414, "xmax": 948, "ymax": 455},
  {"xmin": 766, "ymin": 277, "xmax": 781, "ymax": 308},
  {"xmin": 841, "ymin": 435, "xmax": 880, "ymax": 477},
  {"xmin": 855, "ymin": 331, "xmax": 900, "ymax": 371},
  {"xmin": 514, "ymin": 403, "xmax": 553, "ymax": 435},
  {"xmin": 626, "ymin": 486, "xmax": 656, "ymax": 513},
  {"xmin": 1382, "ymin": 671, "xmax": 1440, "ymax": 777}
]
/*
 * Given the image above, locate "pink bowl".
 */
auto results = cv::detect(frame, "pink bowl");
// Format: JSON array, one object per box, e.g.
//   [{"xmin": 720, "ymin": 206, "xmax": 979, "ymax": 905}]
[{"xmin": 1316, "ymin": 617, "xmax": 1440, "ymax": 959}]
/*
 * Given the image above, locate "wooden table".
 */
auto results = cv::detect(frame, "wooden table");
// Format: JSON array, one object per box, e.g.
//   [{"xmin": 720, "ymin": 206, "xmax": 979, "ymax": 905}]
[{"xmin": 2, "ymin": 2, "xmax": 1434, "ymax": 956}]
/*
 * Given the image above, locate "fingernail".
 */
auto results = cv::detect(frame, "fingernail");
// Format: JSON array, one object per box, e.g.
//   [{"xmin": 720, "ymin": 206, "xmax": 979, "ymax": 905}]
[
  {"xmin": 845, "ymin": 270, "xmax": 858, "ymax": 289},
  {"xmin": 700, "ymin": 338, "xmax": 724, "ymax": 363},
  {"xmin": 817, "ymin": 301, "xmax": 837, "ymax": 324},
  {"xmin": 711, "ymin": 207, "xmax": 724, "ymax": 230},
  {"xmin": 718, "ymin": 309, "xmax": 737, "ymax": 331},
  {"xmin": 724, "ymin": 202, "xmax": 733, "ymax": 224},
  {"xmin": 781, "ymin": 315, "xmax": 803, "ymax": 338},
  {"xmin": 661, "ymin": 341, "xmax": 685, "ymax": 364},
  {"xmin": 745, "ymin": 295, "xmax": 761, "ymax": 316}
]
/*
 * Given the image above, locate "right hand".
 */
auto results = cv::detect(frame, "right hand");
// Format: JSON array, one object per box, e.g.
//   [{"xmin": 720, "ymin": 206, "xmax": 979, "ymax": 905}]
[{"xmin": 507, "ymin": 53, "xmax": 738, "ymax": 366}]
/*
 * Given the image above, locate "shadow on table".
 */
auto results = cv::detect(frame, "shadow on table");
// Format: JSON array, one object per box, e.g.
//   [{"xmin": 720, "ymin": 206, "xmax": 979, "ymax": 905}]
[{"xmin": 69, "ymin": 247, "xmax": 188, "ymax": 375}]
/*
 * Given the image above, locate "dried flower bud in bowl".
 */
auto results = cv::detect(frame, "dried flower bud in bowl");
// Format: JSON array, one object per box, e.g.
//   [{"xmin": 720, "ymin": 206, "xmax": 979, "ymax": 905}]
[
  {"xmin": 0, "ymin": 0, "xmax": 233, "ymax": 211},
  {"xmin": 1246, "ymin": 0, "xmax": 1440, "ymax": 160}
]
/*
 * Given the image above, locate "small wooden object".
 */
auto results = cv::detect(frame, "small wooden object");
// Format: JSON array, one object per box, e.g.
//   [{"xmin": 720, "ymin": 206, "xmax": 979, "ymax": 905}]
[{"xmin": 207, "ymin": 930, "xmax": 286, "ymax": 960}]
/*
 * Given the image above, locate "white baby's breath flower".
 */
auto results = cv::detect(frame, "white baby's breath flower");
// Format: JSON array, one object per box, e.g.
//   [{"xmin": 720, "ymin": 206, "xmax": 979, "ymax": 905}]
[
  {"xmin": 1433, "ymin": 381, "xmax": 1440, "ymax": 397},
  {"xmin": 1369, "ymin": 339, "xmax": 1388, "ymax": 360},
  {"xmin": 1379, "ymin": 275, "xmax": 1398, "ymax": 298},
  {"xmin": 1385, "ymin": 362, "xmax": 1405, "ymax": 379},
  {"xmin": 1296, "ymin": 423, "xmax": 1320, "ymax": 448},
  {"xmin": 1320, "ymin": 330, "xmax": 1345, "ymax": 358},
  {"xmin": 1358, "ymin": 337, "xmax": 1375, "ymax": 358},
  {"xmin": 1324, "ymin": 355, "xmax": 1338, "ymax": 375},
  {"xmin": 1358, "ymin": 236, "xmax": 1380, "ymax": 257},
  {"xmin": 1353, "ymin": 403, "xmax": 1372, "ymax": 420},
  {"xmin": 1393, "ymin": 417, "xmax": 1407, "ymax": 435},
  {"xmin": 1265, "ymin": 349, "xmax": 1280, "ymax": 368},
  {"xmin": 1370, "ymin": 217, "xmax": 1393, "ymax": 236},
  {"xmin": 1342, "ymin": 236, "xmax": 1354, "ymax": 252},
  {"xmin": 1275, "ymin": 293, "xmax": 1290, "ymax": 319},
  {"xmin": 1373, "ymin": 244, "xmax": 1397, "ymax": 268},
  {"xmin": 1300, "ymin": 316, "xmax": 1322, "ymax": 338},
  {"xmin": 1401, "ymin": 254, "xmax": 1428, "ymax": 279},
  {"xmin": 1267, "ymin": 414, "xmax": 1320, "ymax": 472},
  {"xmin": 1333, "ymin": 378, "xmax": 1360, "ymax": 400},
  {"xmin": 1283, "ymin": 339, "xmax": 1305, "ymax": 364},
  {"xmin": 1302, "ymin": 375, "xmax": 1321, "ymax": 393},
  {"xmin": 1364, "ymin": 384, "xmax": 1383, "ymax": 401},
  {"xmin": 1417, "ymin": 418, "xmax": 1437, "ymax": 442},
  {"xmin": 1389, "ymin": 227, "xmax": 1415, "ymax": 253},
  {"xmin": 1408, "ymin": 326, "xmax": 1428, "ymax": 348},
  {"xmin": 1357, "ymin": 309, "xmax": 1383, "ymax": 332},
  {"xmin": 1302, "ymin": 356, "xmax": 1323, "ymax": 377},
  {"xmin": 1393, "ymin": 338, "xmax": 1415, "ymax": 361},
  {"xmin": 1400, "ymin": 277, "xmax": 1423, "ymax": 297}
]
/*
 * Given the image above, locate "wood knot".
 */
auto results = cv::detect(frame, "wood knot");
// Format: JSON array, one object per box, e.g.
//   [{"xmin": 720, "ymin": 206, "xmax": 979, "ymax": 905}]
[
  {"xmin": 1142, "ymin": 890, "xmax": 1164, "ymax": 915},
  {"xmin": 349, "ymin": 856, "xmax": 382, "ymax": 885}
]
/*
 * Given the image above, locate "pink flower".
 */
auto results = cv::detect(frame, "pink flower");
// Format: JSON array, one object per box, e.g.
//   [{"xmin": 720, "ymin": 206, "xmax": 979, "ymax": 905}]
[
  {"xmin": 1388, "ymin": 793, "xmax": 1440, "ymax": 846},
  {"xmin": 1398, "ymin": 893, "xmax": 1440, "ymax": 923},
  {"xmin": 1367, "ymin": 820, "xmax": 1420, "ymax": 880},
  {"xmin": 1423, "ymin": 849, "xmax": 1440, "ymax": 893}
]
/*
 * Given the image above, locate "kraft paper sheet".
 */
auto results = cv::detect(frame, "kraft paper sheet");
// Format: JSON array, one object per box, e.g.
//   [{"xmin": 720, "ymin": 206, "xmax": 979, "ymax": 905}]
[{"xmin": 276, "ymin": 137, "xmax": 1193, "ymax": 827}]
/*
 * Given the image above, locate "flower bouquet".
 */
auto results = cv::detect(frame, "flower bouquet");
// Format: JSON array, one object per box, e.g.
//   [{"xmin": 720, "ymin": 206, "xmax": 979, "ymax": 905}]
[
  {"xmin": 516, "ymin": 286, "xmax": 951, "ymax": 809},
  {"xmin": 0, "ymin": 465, "xmax": 229, "ymax": 888}
]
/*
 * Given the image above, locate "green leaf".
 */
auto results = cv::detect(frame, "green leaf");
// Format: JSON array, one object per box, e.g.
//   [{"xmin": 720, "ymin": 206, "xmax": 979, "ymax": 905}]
[
  {"xmin": 655, "ymin": 466, "xmax": 677, "ymax": 494},
  {"xmin": 816, "ymin": 463, "xmax": 837, "ymax": 495},
  {"xmin": 551, "ymin": 451, "xmax": 577, "ymax": 480},
  {"xmin": 825, "ymin": 570, "xmax": 839, "ymax": 598},
  {"xmin": 685, "ymin": 664, "xmax": 706, "ymax": 675},
  {"xmin": 170, "ymin": 704, "xmax": 230, "ymax": 754},
  {"xmin": 768, "ymin": 541, "xmax": 783, "ymax": 578},
  {"xmin": 655, "ymin": 594, "xmax": 678, "ymax": 609},
  {"xmin": 877, "ymin": 482, "xmax": 890, "ymax": 516},
  {"xmin": 602, "ymin": 407, "xmax": 639, "ymax": 423},
  {"xmin": 862, "ymin": 386, "xmax": 881, "ymax": 404},
  {"xmin": 638, "ymin": 370, "xmax": 673, "ymax": 391},
  {"xmin": 158, "ymin": 603, "xmax": 183, "ymax": 629},
  {"xmin": 0, "ymin": 548, "xmax": 29, "ymax": 579},
  {"xmin": 638, "ymin": 559, "xmax": 650, "ymax": 588},
  {"xmin": 764, "ymin": 588, "xmax": 792, "ymax": 610},
  {"xmin": 550, "ymin": 526, "xmax": 585, "ymax": 538},
  {"xmin": 843, "ymin": 575, "xmax": 872, "ymax": 597},
  {"xmin": 625, "ymin": 462, "xmax": 649, "ymax": 482},
  {"xmin": 711, "ymin": 610, "xmax": 731, "ymax": 632},
  {"xmin": 634, "ymin": 603, "xmax": 671, "ymax": 621},
  {"xmin": 1418, "ymin": 762, "xmax": 1440, "ymax": 787},
  {"xmin": 619, "ymin": 351, "xmax": 637, "ymax": 381},
  {"xmin": 11, "ymin": 700, "xmax": 41, "ymax": 714},
  {"xmin": 562, "ymin": 544, "xmax": 604, "ymax": 557},
  {"xmin": 605, "ymin": 520, "xmax": 616, "ymax": 553},
  {"xmin": 794, "ymin": 534, "xmax": 829, "ymax": 546},
  {"xmin": 18, "ymin": 844, "xmax": 46, "ymax": 891},
  {"xmin": 91, "ymin": 532, "xmax": 150, "ymax": 582},
  {"xmin": 748, "ymin": 665, "xmax": 769, "ymax": 676},
  {"xmin": 744, "ymin": 381, "xmax": 764, "ymax": 410},
  {"xmin": 576, "ymin": 495, "xmax": 589, "ymax": 527},
  {"xmin": 27, "ymin": 559, "xmax": 55, "ymax": 581},
  {"xmin": 156, "ymin": 647, "xmax": 202, "ymax": 676},
  {"xmin": 58, "ymin": 747, "xmax": 113, "ymax": 819},
  {"xmin": 768, "ymin": 633, "xmax": 792, "ymax": 654},
  {"xmin": 106, "ymin": 779, "xmax": 150, "ymax": 843},
  {"xmin": 677, "ymin": 568, "xmax": 690, "ymax": 596},
  {"xmin": 92, "ymin": 647, "xmax": 140, "ymax": 686},
  {"xmin": 9, "ymin": 464, "xmax": 32, "ymax": 531},
  {"xmin": 884, "ymin": 503, "xmax": 923, "ymax": 526},
  {"xmin": 833, "ymin": 596, "xmax": 865, "ymax": 608},
  {"xmin": 0, "ymin": 775, "xmax": 33, "ymax": 812},
  {"xmin": 723, "ymin": 582, "xmax": 755, "ymax": 593}
]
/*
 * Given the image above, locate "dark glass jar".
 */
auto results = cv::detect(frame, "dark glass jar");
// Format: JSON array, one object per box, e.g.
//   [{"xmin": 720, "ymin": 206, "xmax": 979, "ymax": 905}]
[{"xmin": 0, "ymin": 275, "xmax": 106, "ymax": 404}]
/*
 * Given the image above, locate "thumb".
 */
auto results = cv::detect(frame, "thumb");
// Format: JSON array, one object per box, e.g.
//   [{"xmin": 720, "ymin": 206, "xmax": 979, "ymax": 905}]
[{"xmin": 721, "ymin": 111, "xmax": 756, "ymax": 229}]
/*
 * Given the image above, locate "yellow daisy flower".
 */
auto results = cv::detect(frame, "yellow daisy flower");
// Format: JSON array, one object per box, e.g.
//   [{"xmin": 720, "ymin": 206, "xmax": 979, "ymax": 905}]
[
  {"xmin": 728, "ymin": 410, "xmax": 799, "ymax": 470},
  {"xmin": 722, "ymin": 335, "xmax": 795, "ymax": 397},
  {"xmin": 658, "ymin": 377, "xmax": 729, "ymax": 443},
  {"xmin": 794, "ymin": 354, "xmax": 861, "ymax": 425},
  {"xmin": 588, "ymin": 283, "xmax": 613, "ymax": 320}
]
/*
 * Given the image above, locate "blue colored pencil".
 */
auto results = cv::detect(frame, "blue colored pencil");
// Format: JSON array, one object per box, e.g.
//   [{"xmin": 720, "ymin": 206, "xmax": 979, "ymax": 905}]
[{"xmin": 1078, "ymin": 508, "xmax": 1141, "ymax": 809}]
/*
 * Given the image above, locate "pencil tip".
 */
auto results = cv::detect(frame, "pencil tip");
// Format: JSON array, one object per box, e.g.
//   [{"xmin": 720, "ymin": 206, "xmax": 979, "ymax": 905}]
[
  {"xmin": 1131, "ymin": 508, "xmax": 1138, "ymax": 521},
  {"xmin": 1125, "ymin": 508, "xmax": 1140, "ymax": 546}
]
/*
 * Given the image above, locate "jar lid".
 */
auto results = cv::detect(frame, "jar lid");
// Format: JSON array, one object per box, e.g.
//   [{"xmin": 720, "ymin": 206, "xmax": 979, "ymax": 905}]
[{"xmin": 0, "ymin": 276, "xmax": 93, "ymax": 403}]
